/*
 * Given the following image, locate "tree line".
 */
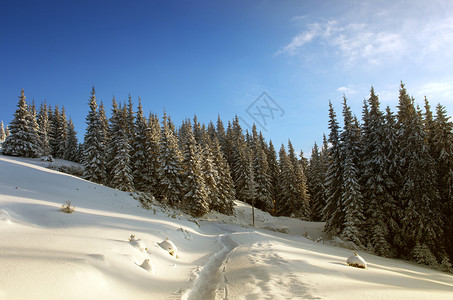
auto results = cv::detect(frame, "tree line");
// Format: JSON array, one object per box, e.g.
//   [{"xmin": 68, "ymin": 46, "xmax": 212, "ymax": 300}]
[
  {"xmin": 2, "ymin": 84, "xmax": 452, "ymax": 269},
  {"xmin": 308, "ymin": 83, "xmax": 453, "ymax": 270},
  {"xmin": 1, "ymin": 87, "xmax": 310, "ymax": 219}
]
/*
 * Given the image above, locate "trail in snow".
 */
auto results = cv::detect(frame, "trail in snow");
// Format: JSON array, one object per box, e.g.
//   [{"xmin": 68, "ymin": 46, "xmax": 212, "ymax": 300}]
[{"xmin": 182, "ymin": 234, "xmax": 239, "ymax": 300}]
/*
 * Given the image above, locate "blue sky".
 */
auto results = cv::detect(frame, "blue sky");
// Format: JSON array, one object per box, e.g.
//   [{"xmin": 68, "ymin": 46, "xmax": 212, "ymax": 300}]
[{"xmin": 1, "ymin": 0, "xmax": 453, "ymax": 156}]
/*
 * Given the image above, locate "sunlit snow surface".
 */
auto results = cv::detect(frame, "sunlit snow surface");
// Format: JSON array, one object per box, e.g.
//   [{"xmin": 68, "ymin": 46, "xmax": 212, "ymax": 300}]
[{"xmin": 1, "ymin": 156, "xmax": 452, "ymax": 299}]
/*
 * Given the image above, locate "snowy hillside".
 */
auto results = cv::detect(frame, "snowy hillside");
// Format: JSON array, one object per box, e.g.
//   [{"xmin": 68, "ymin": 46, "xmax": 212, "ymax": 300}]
[{"xmin": 1, "ymin": 156, "xmax": 452, "ymax": 299}]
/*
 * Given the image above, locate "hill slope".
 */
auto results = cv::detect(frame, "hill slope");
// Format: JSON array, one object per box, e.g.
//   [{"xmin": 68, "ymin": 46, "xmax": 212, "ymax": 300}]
[{"xmin": 0, "ymin": 156, "xmax": 452, "ymax": 299}]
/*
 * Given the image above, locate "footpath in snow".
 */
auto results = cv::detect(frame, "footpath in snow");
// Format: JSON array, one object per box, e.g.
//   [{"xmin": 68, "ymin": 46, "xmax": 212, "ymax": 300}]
[{"xmin": 1, "ymin": 156, "xmax": 453, "ymax": 300}]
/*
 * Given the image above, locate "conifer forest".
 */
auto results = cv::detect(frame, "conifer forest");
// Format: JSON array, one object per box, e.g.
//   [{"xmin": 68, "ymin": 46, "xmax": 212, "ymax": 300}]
[{"xmin": 1, "ymin": 83, "xmax": 452, "ymax": 271}]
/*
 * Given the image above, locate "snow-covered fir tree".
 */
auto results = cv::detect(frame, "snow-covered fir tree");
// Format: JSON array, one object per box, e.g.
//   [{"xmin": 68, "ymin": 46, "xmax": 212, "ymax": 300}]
[
  {"xmin": 251, "ymin": 125, "xmax": 273, "ymax": 212},
  {"xmin": 3, "ymin": 89, "xmax": 42, "ymax": 158},
  {"xmin": 158, "ymin": 112, "xmax": 184, "ymax": 206},
  {"xmin": 0, "ymin": 121, "xmax": 6, "ymax": 143},
  {"xmin": 64, "ymin": 118, "xmax": 79, "ymax": 162},
  {"xmin": 323, "ymin": 101, "xmax": 344, "ymax": 236},
  {"xmin": 360, "ymin": 87, "xmax": 394, "ymax": 256},
  {"xmin": 288, "ymin": 139, "xmax": 310, "ymax": 219},
  {"xmin": 37, "ymin": 102, "xmax": 51, "ymax": 157},
  {"xmin": 432, "ymin": 104, "xmax": 453, "ymax": 263},
  {"xmin": 396, "ymin": 83, "xmax": 443, "ymax": 263},
  {"xmin": 308, "ymin": 141, "xmax": 326, "ymax": 221},
  {"xmin": 82, "ymin": 87, "xmax": 107, "ymax": 184},
  {"xmin": 180, "ymin": 123, "xmax": 209, "ymax": 216},
  {"xmin": 199, "ymin": 132, "xmax": 221, "ymax": 212},
  {"xmin": 145, "ymin": 113, "xmax": 162, "ymax": 196},
  {"xmin": 108, "ymin": 104, "xmax": 134, "ymax": 192},
  {"xmin": 131, "ymin": 99, "xmax": 149, "ymax": 192},
  {"xmin": 209, "ymin": 135, "xmax": 235, "ymax": 215},
  {"xmin": 266, "ymin": 140, "xmax": 280, "ymax": 215},
  {"xmin": 276, "ymin": 144, "xmax": 294, "ymax": 216},
  {"xmin": 339, "ymin": 97, "xmax": 364, "ymax": 247},
  {"xmin": 230, "ymin": 116, "xmax": 256, "ymax": 206}
]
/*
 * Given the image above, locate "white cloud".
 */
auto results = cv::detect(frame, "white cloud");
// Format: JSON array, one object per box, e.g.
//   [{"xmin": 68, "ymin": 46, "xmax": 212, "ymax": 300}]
[
  {"xmin": 277, "ymin": 1, "xmax": 453, "ymax": 69},
  {"xmin": 415, "ymin": 81, "xmax": 453, "ymax": 104},
  {"xmin": 337, "ymin": 86, "xmax": 356, "ymax": 95}
]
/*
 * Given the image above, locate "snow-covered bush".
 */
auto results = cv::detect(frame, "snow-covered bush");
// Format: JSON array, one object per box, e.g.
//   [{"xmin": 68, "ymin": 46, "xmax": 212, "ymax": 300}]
[
  {"xmin": 346, "ymin": 252, "xmax": 367, "ymax": 269},
  {"xmin": 60, "ymin": 201, "xmax": 75, "ymax": 214}
]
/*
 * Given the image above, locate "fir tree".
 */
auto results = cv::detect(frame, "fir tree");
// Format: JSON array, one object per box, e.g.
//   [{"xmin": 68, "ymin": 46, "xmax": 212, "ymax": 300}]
[
  {"xmin": 323, "ymin": 101, "xmax": 344, "ymax": 236},
  {"xmin": 360, "ymin": 87, "xmax": 394, "ymax": 255},
  {"xmin": 230, "ymin": 116, "xmax": 256, "ymax": 206},
  {"xmin": 288, "ymin": 139, "xmax": 310, "ymax": 219},
  {"xmin": 266, "ymin": 140, "xmax": 280, "ymax": 215},
  {"xmin": 308, "ymin": 142, "xmax": 326, "ymax": 221},
  {"xmin": 339, "ymin": 97, "xmax": 364, "ymax": 246},
  {"xmin": 397, "ymin": 83, "xmax": 443, "ymax": 263},
  {"xmin": 210, "ymin": 135, "xmax": 235, "ymax": 215},
  {"xmin": 276, "ymin": 144, "xmax": 293, "ymax": 216},
  {"xmin": 0, "ymin": 121, "xmax": 6, "ymax": 143},
  {"xmin": 131, "ymin": 99, "xmax": 149, "ymax": 192},
  {"xmin": 3, "ymin": 89, "xmax": 41, "ymax": 158},
  {"xmin": 145, "ymin": 113, "xmax": 162, "ymax": 196},
  {"xmin": 109, "ymin": 105, "xmax": 134, "ymax": 192},
  {"xmin": 180, "ymin": 123, "xmax": 209, "ymax": 216},
  {"xmin": 37, "ymin": 102, "xmax": 51, "ymax": 156},
  {"xmin": 252, "ymin": 128, "xmax": 272, "ymax": 212},
  {"xmin": 158, "ymin": 112, "xmax": 183, "ymax": 206},
  {"xmin": 83, "ymin": 87, "xmax": 107, "ymax": 184},
  {"xmin": 64, "ymin": 118, "xmax": 79, "ymax": 162},
  {"xmin": 432, "ymin": 104, "xmax": 453, "ymax": 262}
]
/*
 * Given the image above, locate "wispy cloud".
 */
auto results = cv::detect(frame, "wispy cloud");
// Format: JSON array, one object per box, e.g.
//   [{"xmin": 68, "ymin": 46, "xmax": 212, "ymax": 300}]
[
  {"xmin": 337, "ymin": 86, "xmax": 357, "ymax": 95},
  {"xmin": 416, "ymin": 81, "xmax": 453, "ymax": 104},
  {"xmin": 276, "ymin": 1, "xmax": 453, "ymax": 69},
  {"xmin": 276, "ymin": 19, "xmax": 406, "ymax": 66}
]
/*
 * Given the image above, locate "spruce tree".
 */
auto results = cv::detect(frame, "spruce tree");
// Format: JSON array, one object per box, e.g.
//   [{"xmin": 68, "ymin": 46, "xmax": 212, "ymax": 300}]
[
  {"xmin": 397, "ymin": 83, "xmax": 443, "ymax": 263},
  {"xmin": 230, "ymin": 116, "xmax": 256, "ymax": 206},
  {"xmin": 3, "ymin": 89, "xmax": 41, "ymax": 158},
  {"xmin": 158, "ymin": 112, "xmax": 183, "ymax": 206},
  {"xmin": 432, "ymin": 104, "xmax": 453, "ymax": 262},
  {"xmin": 0, "ymin": 121, "xmax": 5, "ymax": 143},
  {"xmin": 131, "ymin": 99, "xmax": 149, "ymax": 192},
  {"xmin": 83, "ymin": 87, "xmax": 107, "ymax": 184},
  {"xmin": 360, "ymin": 88, "xmax": 394, "ymax": 255},
  {"xmin": 288, "ymin": 140, "xmax": 310, "ymax": 219},
  {"xmin": 266, "ymin": 140, "xmax": 280, "ymax": 215},
  {"xmin": 252, "ymin": 129, "xmax": 272, "ymax": 212},
  {"xmin": 276, "ymin": 144, "xmax": 293, "ymax": 216},
  {"xmin": 109, "ymin": 105, "xmax": 134, "ymax": 192},
  {"xmin": 339, "ymin": 97, "xmax": 364, "ymax": 246},
  {"xmin": 308, "ymin": 142, "xmax": 326, "ymax": 221},
  {"xmin": 64, "ymin": 118, "xmax": 79, "ymax": 162},
  {"xmin": 323, "ymin": 101, "xmax": 344, "ymax": 236},
  {"xmin": 210, "ymin": 135, "xmax": 235, "ymax": 215},
  {"xmin": 145, "ymin": 113, "xmax": 162, "ymax": 197},
  {"xmin": 180, "ymin": 122, "xmax": 209, "ymax": 216},
  {"xmin": 37, "ymin": 102, "xmax": 51, "ymax": 156}
]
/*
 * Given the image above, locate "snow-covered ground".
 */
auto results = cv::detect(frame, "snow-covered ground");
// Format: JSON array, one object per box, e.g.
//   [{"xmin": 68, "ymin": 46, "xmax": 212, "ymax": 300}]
[{"xmin": 1, "ymin": 156, "xmax": 452, "ymax": 299}]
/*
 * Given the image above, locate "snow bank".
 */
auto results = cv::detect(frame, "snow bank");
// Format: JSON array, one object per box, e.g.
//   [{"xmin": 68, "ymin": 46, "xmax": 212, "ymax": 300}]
[{"xmin": 1, "ymin": 156, "xmax": 453, "ymax": 300}]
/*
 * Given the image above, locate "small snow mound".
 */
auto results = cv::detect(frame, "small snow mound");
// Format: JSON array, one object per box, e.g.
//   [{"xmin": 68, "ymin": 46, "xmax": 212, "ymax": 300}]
[
  {"xmin": 0, "ymin": 208, "xmax": 12, "ymax": 225},
  {"xmin": 138, "ymin": 259, "xmax": 154, "ymax": 272},
  {"xmin": 346, "ymin": 252, "xmax": 367, "ymax": 269},
  {"xmin": 129, "ymin": 234, "xmax": 147, "ymax": 252},
  {"xmin": 158, "ymin": 238, "xmax": 177, "ymax": 256}
]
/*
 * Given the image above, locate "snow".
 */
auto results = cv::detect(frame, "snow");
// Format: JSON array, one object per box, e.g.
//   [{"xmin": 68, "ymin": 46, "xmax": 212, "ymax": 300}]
[
  {"xmin": 347, "ymin": 252, "xmax": 368, "ymax": 269},
  {"xmin": 1, "ymin": 155, "xmax": 453, "ymax": 299}
]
